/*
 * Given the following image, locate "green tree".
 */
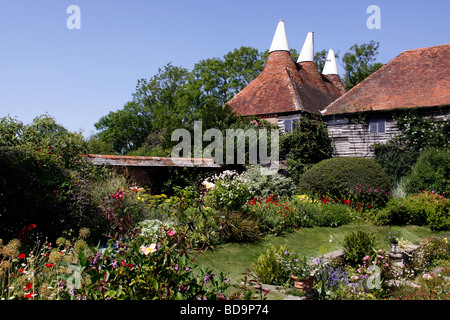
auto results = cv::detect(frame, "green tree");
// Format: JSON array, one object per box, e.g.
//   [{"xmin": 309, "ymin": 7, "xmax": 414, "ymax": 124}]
[
  {"xmin": 95, "ymin": 101, "xmax": 152, "ymax": 154},
  {"xmin": 280, "ymin": 114, "xmax": 332, "ymax": 184},
  {"xmin": 94, "ymin": 47, "xmax": 267, "ymax": 155},
  {"xmin": 314, "ymin": 49, "xmax": 340, "ymax": 73},
  {"xmin": 0, "ymin": 115, "xmax": 103, "ymax": 243},
  {"xmin": 341, "ymin": 40, "xmax": 383, "ymax": 90},
  {"xmin": 0, "ymin": 114, "xmax": 88, "ymax": 171},
  {"xmin": 190, "ymin": 46, "xmax": 265, "ymax": 106}
]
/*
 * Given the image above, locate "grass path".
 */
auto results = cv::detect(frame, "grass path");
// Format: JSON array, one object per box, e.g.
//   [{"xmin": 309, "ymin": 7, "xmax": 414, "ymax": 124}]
[{"xmin": 193, "ymin": 223, "xmax": 444, "ymax": 284}]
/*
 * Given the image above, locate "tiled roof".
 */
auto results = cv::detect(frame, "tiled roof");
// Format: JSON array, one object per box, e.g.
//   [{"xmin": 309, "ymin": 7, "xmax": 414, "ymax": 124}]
[
  {"xmin": 227, "ymin": 50, "xmax": 345, "ymax": 116},
  {"xmin": 322, "ymin": 44, "xmax": 450, "ymax": 115}
]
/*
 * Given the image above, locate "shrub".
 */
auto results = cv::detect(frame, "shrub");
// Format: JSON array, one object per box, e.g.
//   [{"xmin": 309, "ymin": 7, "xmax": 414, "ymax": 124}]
[
  {"xmin": 348, "ymin": 183, "xmax": 391, "ymax": 210},
  {"xmin": 404, "ymin": 236, "xmax": 450, "ymax": 277},
  {"xmin": 241, "ymin": 165, "xmax": 297, "ymax": 198},
  {"xmin": 0, "ymin": 147, "xmax": 102, "ymax": 244},
  {"xmin": 245, "ymin": 196, "xmax": 297, "ymax": 235},
  {"xmin": 289, "ymin": 197, "xmax": 321, "ymax": 228},
  {"xmin": 403, "ymin": 149, "xmax": 450, "ymax": 196},
  {"xmin": 372, "ymin": 140, "xmax": 419, "ymax": 183},
  {"xmin": 299, "ymin": 157, "xmax": 391, "ymax": 201},
  {"xmin": 280, "ymin": 114, "xmax": 332, "ymax": 184},
  {"xmin": 0, "ymin": 115, "xmax": 89, "ymax": 172},
  {"xmin": 343, "ymin": 230, "xmax": 377, "ymax": 265},
  {"xmin": 214, "ymin": 210, "xmax": 261, "ymax": 243},
  {"xmin": 374, "ymin": 108, "xmax": 450, "ymax": 184},
  {"xmin": 374, "ymin": 198, "xmax": 412, "ymax": 226},
  {"xmin": 427, "ymin": 204, "xmax": 450, "ymax": 231},
  {"xmin": 375, "ymin": 191, "xmax": 449, "ymax": 229},
  {"xmin": 182, "ymin": 206, "xmax": 221, "ymax": 248},
  {"xmin": 312, "ymin": 203, "xmax": 353, "ymax": 227},
  {"xmin": 203, "ymin": 170, "xmax": 255, "ymax": 210},
  {"xmin": 252, "ymin": 245, "xmax": 289, "ymax": 285}
]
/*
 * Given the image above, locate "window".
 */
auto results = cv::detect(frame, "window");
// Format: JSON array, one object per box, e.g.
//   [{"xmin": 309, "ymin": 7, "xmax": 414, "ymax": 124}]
[
  {"xmin": 369, "ymin": 119, "xmax": 385, "ymax": 134},
  {"xmin": 293, "ymin": 118, "xmax": 300, "ymax": 131},
  {"xmin": 284, "ymin": 119, "xmax": 292, "ymax": 133},
  {"xmin": 284, "ymin": 118, "xmax": 300, "ymax": 133}
]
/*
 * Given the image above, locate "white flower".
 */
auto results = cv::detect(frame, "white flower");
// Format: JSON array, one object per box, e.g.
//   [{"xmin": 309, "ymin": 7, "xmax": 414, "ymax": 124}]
[
  {"xmin": 140, "ymin": 243, "xmax": 157, "ymax": 255},
  {"xmin": 422, "ymin": 273, "xmax": 433, "ymax": 280},
  {"xmin": 202, "ymin": 180, "xmax": 215, "ymax": 190}
]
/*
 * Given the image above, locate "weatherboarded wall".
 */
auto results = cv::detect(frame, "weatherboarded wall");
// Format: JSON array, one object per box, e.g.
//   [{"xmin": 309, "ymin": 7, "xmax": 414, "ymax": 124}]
[{"xmin": 325, "ymin": 107, "xmax": 449, "ymax": 158}]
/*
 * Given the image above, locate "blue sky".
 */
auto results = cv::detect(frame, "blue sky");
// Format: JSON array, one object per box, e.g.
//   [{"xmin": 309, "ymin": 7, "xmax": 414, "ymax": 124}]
[{"xmin": 0, "ymin": 0, "xmax": 449, "ymax": 136}]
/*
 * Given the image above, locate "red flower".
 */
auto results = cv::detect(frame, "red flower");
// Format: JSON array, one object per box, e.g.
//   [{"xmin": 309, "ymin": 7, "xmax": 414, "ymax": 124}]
[
  {"xmin": 127, "ymin": 263, "xmax": 134, "ymax": 268},
  {"xmin": 25, "ymin": 283, "xmax": 32, "ymax": 291},
  {"xmin": 18, "ymin": 253, "xmax": 26, "ymax": 259},
  {"xmin": 18, "ymin": 268, "xmax": 24, "ymax": 274},
  {"xmin": 45, "ymin": 263, "xmax": 54, "ymax": 268},
  {"xmin": 25, "ymin": 292, "xmax": 33, "ymax": 299}
]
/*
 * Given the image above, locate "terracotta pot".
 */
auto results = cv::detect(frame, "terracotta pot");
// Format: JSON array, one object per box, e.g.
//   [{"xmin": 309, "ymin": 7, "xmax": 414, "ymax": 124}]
[{"xmin": 291, "ymin": 275, "xmax": 314, "ymax": 293}]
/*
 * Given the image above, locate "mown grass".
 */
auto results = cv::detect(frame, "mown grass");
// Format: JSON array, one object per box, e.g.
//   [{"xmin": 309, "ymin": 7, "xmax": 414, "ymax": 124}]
[{"xmin": 193, "ymin": 223, "xmax": 445, "ymax": 285}]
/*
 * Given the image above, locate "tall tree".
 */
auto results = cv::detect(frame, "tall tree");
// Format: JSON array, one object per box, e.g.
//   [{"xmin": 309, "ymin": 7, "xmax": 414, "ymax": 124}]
[
  {"xmin": 314, "ymin": 49, "xmax": 340, "ymax": 73},
  {"xmin": 341, "ymin": 40, "xmax": 383, "ymax": 90},
  {"xmin": 190, "ymin": 46, "xmax": 265, "ymax": 105},
  {"xmin": 94, "ymin": 101, "xmax": 152, "ymax": 154},
  {"xmin": 95, "ymin": 63, "xmax": 194, "ymax": 154}
]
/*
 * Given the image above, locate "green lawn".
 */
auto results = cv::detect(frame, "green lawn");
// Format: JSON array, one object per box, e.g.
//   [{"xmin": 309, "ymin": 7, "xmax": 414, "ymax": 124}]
[{"xmin": 192, "ymin": 223, "xmax": 445, "ymax": 284}]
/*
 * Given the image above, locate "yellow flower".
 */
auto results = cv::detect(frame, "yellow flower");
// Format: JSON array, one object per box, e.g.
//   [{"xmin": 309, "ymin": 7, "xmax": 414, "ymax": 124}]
[{"xmin": 140, "ymin": 244, "xmax": 157, "ymax": 255}]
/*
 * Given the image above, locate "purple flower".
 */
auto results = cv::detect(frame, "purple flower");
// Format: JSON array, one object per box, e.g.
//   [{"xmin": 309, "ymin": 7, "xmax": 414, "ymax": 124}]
[{"xmin": 204, "ymin": 273, "xmax": 215, "ymax": 284}]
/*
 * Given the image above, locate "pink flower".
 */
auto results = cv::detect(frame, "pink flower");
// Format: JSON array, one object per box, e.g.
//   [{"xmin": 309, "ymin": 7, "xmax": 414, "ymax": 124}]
[
  {"xmin": 167, "ymin": 230, "xmax": 176, "ymax": 236},
  {"xmin": 140, "ymin": 244, "xmax": 157, "ymax": 255}
]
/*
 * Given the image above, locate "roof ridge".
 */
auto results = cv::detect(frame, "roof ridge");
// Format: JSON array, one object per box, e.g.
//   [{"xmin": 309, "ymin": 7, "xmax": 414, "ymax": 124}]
[
  {"xmin": 284, "ymin": 67, "xmax": 303, "ymax": 111},
  {"xmin": 322, "ymin": 43, "xmax": 450, "ymax": 115},
  {"xmin": 401, "ymin": 43, "xmax": 450, "ymax": 54}
]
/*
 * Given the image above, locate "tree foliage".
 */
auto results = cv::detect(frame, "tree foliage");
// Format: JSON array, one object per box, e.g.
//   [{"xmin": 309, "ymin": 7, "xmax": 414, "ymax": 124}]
[
  {"xmin": 93, "ymin": 41, "xmax": 382, "ymax": 155},
  {"xmin": 280, "ymin": 114, "xmax": 332, "ymax": 183},
  {"xmin": 0, "ymin": 115, "xmax": 103, "ymax": 243},
  {"xmin": 94, "ymin": 47, "xmax": 267, "ymax": 155},
  {"xmin": 341, "ymin": 40, "xmax": 383, "ymax": 90}
]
